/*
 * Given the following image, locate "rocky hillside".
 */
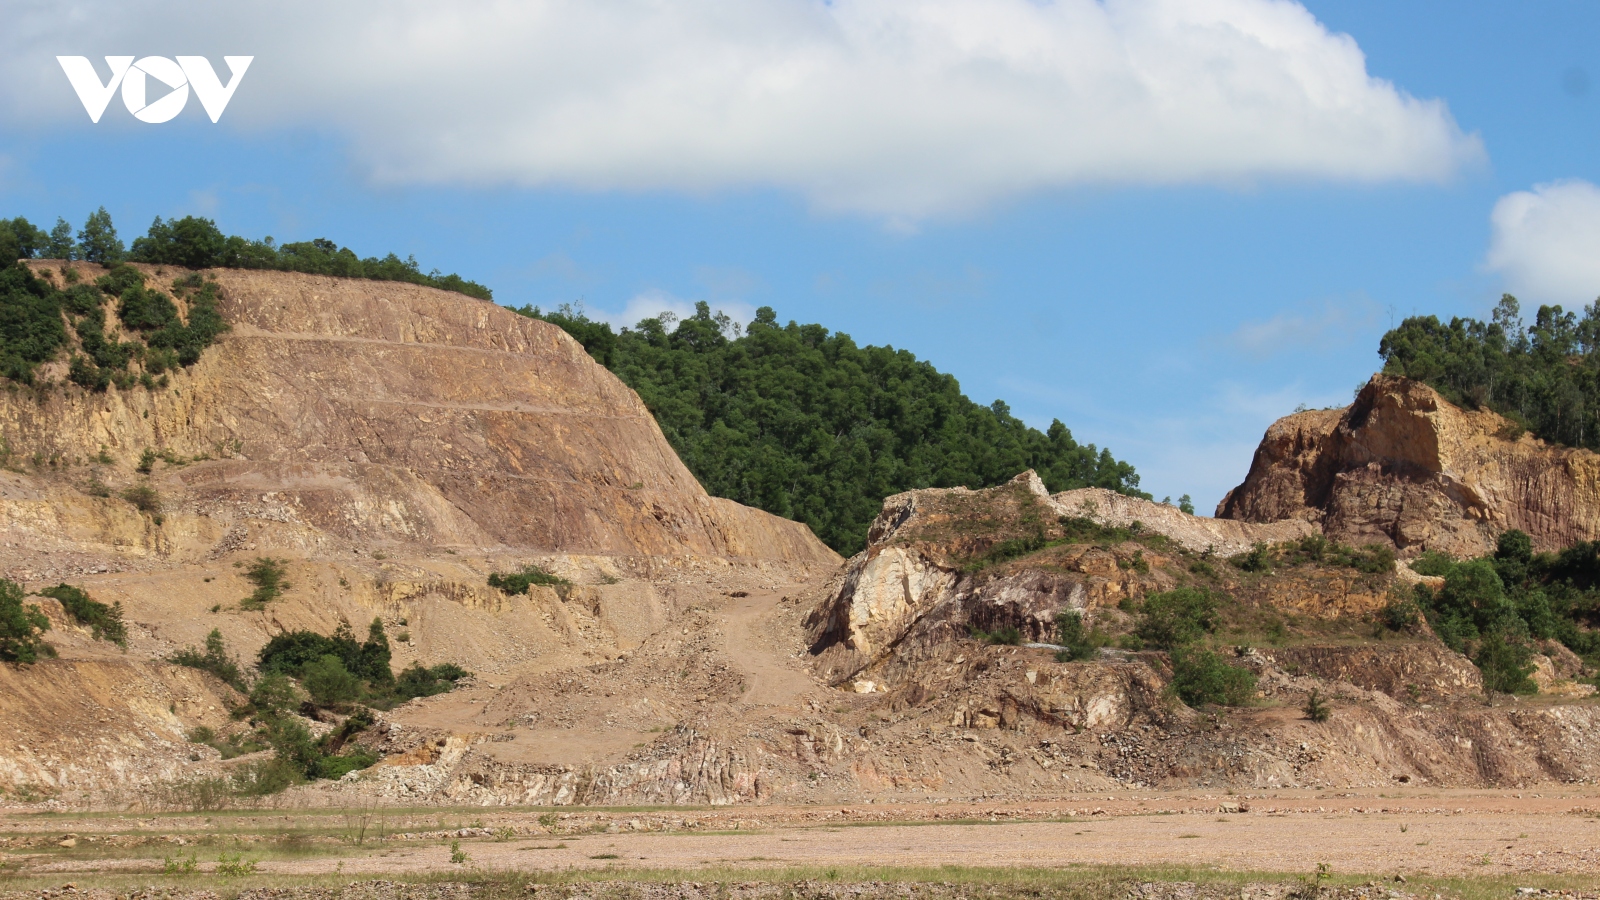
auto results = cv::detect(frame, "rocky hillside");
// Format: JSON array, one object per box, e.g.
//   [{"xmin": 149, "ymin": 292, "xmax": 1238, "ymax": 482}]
[
  {"xmin": 0, "ymin": 261, "xmax": 836, "ymax": 805},
  {"xmin": 1218, "ymin": 374, "xmax": 1600, "ymax": 556},
  {"xmin": 795, "ymin": 473, "xmax": 1600, "ymax": 793}
]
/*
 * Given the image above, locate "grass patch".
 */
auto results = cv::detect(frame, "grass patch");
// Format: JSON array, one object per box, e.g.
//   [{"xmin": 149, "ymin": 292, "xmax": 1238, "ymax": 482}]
[
  {"xmin": 0, "ymin": 862, "xmax": 1588, "ymax": 900},
  {"xmin": 488, "ymin": 565, "xmax": 569, "ymax": 594}
]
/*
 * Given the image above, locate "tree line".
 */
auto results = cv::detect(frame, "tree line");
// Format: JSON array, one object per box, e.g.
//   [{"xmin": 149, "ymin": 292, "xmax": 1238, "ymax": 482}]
[
  {"xmin": 1, "ymin": 207, "xmax": 491, "ymax": 300},
  {"xmin": 1379, "ymin": 295, "xmax": 1600, "ymax": 449},
  {"xmin": 519, "ymin": 301, "xmax": 1148, "ymax": 555}
]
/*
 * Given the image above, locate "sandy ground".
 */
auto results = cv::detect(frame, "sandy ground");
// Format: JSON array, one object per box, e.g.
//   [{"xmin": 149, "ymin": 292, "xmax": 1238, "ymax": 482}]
[{"xmin": 6, "ymin": 793, "xmax": 1600, "ymax": 881}]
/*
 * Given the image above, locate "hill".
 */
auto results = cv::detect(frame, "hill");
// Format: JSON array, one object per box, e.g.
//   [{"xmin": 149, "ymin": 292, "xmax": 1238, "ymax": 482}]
[
  {"xmin": 519, "ymin": 302, "xmax": 1147, "ymax": 555},
  {"xmin": 0, "ymin": 260, "xmax": 837, "ymax": 804},
  {"xmin": 1378, "ymin": 293, "xmax": 1600, "ymax": 451}
]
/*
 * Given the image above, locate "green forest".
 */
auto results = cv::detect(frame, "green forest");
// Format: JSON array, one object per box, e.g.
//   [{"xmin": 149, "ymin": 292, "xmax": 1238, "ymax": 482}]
[
  {"xmin": 1, "ymin": 208, "xmax": 491, "ymax": 300},
  {"xmin": 1379, "ymin": 294, "xmax": 1600, "ymax": 449},
  {"xmin": 518, "ymin": 302, "xmax": 1148, "ymax": 555}
]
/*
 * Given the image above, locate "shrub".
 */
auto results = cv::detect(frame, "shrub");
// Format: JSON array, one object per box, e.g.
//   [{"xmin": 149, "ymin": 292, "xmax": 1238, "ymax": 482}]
[
  {"xmin": 301, "ymin": 654, "xmax": 362, "ymax": 707},
  {"xmin": 38, "ymin": 583, "xmax": 126, "ymax": 647},
  {"xmin": 256, "ymin": 618, "xmax": 392, "ymax": 686},
  {"xmin": 394, "ymin": 661, "xmax": 470, "ymax": 700},
  {"xmin": 247, "ymin": 672, "xmax": 301, "ymax": 718},
  {"xmin": 1303, "ymin": 688, "xmax": 1331, "ymax": 722},
  {"xmin": 1476, "ymin": 629, "xmax": 1537, "ymax": 695},
  {"xmin": 966, "ymin": 531, "xmax": 1050, "ymax": 572},
  {"xmin": 1169, "ymin": 647, "xmax": 1257, "ymax": 707},
  {"xmin": 1135, "ymin": 586, "xmax": 1219, "ymax": 651},
  {"xmin": 487, "ymin": 564, "xmax": 568, "ymax": 594},
  {"xmin": 230, "ymin": 757, "xmax": 300, "ymax": 796},
  {"xmin": 1054, "ymin": 609, "xmax": 1105, "ymax": 661},
  {"xmin": 240, "ymin": 557, "xmax": 288, "ymax": 609},
  {"xmin": 1378, "ymin": 595, "xmax": 1421, "ymax": 633},
  {"xmin": 1230, "ymin": 542, "xmax": 1273, "ymax": 573},
  {"xmin": 170, "ymin": 628, "xmax": 246, "ymax": 691},
  {"xmin": 0, "ymin": 579, "xmax": 51, "ymax": 663},
  {"xmin": 121, "ymin": 483, "xmax": 161, "ymax": 516},
  {"xmin": 970, "ymin": 625, "xmax": 1023, "ymax": 646}
]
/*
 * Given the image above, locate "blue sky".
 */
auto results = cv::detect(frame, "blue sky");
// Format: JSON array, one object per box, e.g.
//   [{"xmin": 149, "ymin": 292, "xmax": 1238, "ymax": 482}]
[{"xmin": 2, "ymin": 1, "xmax": 1597, "ymax": 512}]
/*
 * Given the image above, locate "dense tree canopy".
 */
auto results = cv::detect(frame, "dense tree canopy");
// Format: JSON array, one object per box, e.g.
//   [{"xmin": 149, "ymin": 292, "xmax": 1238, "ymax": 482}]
[
  {"xmin": 2, "ymin": 210, "xmax": 491, "ymax": 301},
  {"xmin": 1408, "ymin": 530, "xmax": 1600, "ymax": 693},
  {"xmin": 519, "ymin": 302, "xmax": 1147, "ymax": 554},
  {"xmin": 1379, "ymin": 295, "xmax": 1600, "ymax": 449}
]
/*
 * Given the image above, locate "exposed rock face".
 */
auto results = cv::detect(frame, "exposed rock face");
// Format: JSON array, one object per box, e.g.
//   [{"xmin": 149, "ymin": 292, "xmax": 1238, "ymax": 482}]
[
  {"xmin": 0, "ymin": 263, "xmax": 837, "ymax": 803},
  {"xmin": 2, "ymin": 263, "xmax": 836, "ymax": 566},
  {"xmin": 1218, "ymin": 374, "xmax": 1600, "ymax": 556}
]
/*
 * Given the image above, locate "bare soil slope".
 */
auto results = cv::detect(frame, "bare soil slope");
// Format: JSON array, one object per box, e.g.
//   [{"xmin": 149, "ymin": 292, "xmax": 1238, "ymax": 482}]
[{"xmin": 0, "ymin": 262, "xmax": 836, "ymax": 805}]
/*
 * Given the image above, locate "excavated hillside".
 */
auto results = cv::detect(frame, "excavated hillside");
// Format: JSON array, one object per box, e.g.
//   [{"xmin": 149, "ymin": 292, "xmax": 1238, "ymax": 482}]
[
  {"xmin": 1218, "ymin": 374, "xmax": 1600, "ymax": 556},
  {"xmin": 6, "ymin": 269, "xmax": 1600, "ymax": 811},
  {"xmin": 0, "ymin": 261, "xmax": 838, "ymax": 807},
  {"xmin": 797, "ymin": 473, "xmax": 1600, "ymax": 793}
]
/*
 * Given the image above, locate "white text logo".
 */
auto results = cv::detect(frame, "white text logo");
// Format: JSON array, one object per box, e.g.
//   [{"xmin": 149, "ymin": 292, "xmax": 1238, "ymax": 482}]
[{"xmin": 57, "ymin": 56, "xmax": 253, "ymax": 123}]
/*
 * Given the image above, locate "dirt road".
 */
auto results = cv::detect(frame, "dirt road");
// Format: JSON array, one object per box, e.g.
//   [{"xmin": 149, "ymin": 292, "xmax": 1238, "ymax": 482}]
[{"xmin": 10, "ymin": 793, "xmax": 1600, "ymax": 880}]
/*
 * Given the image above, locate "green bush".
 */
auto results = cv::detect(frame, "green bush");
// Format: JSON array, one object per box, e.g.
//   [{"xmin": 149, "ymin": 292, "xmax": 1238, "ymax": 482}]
[
  {"xmin": 247, "ymin": 672, "xmax": 301, "ymax": 718},
  {"xmin": 1229, "ymin": 542, "xmax": 1273, "ymax": 573},
  {"xmin": 1410, "ymin": 550, "xmax": 1455, "ymax": 577},
  {"xmin": 394, "ymin": 661, "xmax": 470, "ymax": 700},
  {"xmin": 487, "ymin": 564, "xmax": 568, "ymax": 594},
  {"xmin": 256, "ymin": 618, "xmax": 392, "ymax": 686},
  {"xmin": 38, "ymin": 583, "xmax": 126, "ymax": 647},
  {"xmin": 1135, "ymin": 586, "xmax": 1219, "ymax": 651},
  {"xmin": 0, "ymin": 579, "xmax": 51, "ymax": 663},
  {"xmin": 1169, "ymin": 647, "xmax": 1257, "ymax": 707},
  {"xmin": 1303, "ymin": 687, "xmax": 1331, "ymax": 722},
  {"xmin": 0, "ymin": 263, "xmax": 69, "ymax": 383},
  {"xmin": 1054, "ymin": 609, "xmax": 1105, "ymax": 661},
  {"xmin": 170, "ymin": 628, "xmax": 246, "ymax": 691},
  {"xmin": 240, "ymin": 557, "xmax": 288, "ymax": 609},
  {"xmin": 970, "ymin": 625, "xmax": 1023, "ymax": 646},
  {"xmin": 121, "ymin": 483, "xmax": 161, "ymax": 516},
  {"xmin": 1476, "ymin": 629, "xmax": 1537, "ymax": 695},
  {"xmin": 1378, "ymin": 595, "xmax": 1422, "ymax": 633},
  {"xmin": 301, "ymin": 655, "xmax": 362, "ymax": 707}
]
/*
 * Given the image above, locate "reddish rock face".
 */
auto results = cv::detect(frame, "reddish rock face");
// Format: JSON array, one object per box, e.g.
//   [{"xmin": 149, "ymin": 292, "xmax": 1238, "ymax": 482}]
[{"xmin": 1218, "ymin": 374, "xmax": 1600, "ymax": 556}]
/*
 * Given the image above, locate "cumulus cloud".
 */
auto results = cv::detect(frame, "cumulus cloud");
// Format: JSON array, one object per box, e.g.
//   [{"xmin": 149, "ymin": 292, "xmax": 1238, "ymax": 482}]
[
  {"xmin": 1486, "ymin": 179, "xmax": 1600, "ymax": 306},
  {"xmin": 4, "ymin": 0, "xmax": 1482, "ymax": 219}
]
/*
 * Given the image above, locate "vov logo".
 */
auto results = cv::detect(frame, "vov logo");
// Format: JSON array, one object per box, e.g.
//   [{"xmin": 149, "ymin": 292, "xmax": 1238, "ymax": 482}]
[{"xmin": 57, "ymin": 56, "xmax": 252, "ymax": 123}]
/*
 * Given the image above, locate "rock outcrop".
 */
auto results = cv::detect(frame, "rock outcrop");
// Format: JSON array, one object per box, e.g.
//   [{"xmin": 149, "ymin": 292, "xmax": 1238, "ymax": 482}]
[
  {"xmin": 1218, "ymin": 374, "xmax": 1600, "ymax": 556},
  {"xmin": 806, "ymin": 472, "xmax": 1318, "ymax": 689}
]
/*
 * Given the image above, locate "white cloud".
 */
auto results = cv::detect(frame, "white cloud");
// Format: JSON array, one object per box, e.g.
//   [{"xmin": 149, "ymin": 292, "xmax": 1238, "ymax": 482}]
[
  {"xmin": 580, "ymin": 290, "xmax": 758, "ymax": 334},
  {"xmin": 1486, "ymin": 180, "xmax": 1600, "ymax": 306},
  {"xmin": 5, "ymin": 0, "xmax": 1481, "ymax": 220},
  {"xmin": 1226, "ymin": 296, "xmax": 1381, "ymax": 359}
]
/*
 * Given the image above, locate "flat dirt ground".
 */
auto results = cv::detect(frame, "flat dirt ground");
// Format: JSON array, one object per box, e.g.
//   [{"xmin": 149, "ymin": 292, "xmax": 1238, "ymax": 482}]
[{"xmin": 4, "ymin": 791, "xmax": 1600, "ymax": 893}]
